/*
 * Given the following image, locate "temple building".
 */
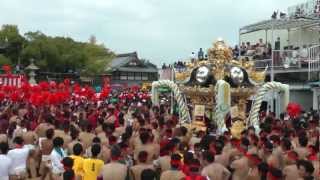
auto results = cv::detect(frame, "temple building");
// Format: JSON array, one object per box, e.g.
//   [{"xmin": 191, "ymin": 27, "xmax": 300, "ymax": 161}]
[{"xmin": 107, "ymin": 52, "xmax": 158, "ymax": 86}]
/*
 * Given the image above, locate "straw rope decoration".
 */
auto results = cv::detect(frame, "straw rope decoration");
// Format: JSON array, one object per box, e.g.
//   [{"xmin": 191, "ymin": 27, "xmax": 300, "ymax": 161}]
[
  {"xmin": 152, "ymin": 80, "xmax": 191, "ymax": 123},
  {"xmin": 247, "ymin": 82, "xmax": 289, "ymax": 129},
  {"xmin": 215, "ymin": 80, "xmax": 231, "ymax": 133}
]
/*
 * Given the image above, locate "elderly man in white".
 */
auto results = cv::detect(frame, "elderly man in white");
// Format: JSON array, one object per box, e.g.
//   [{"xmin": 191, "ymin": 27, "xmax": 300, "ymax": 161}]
[
  {"xmin": 50, "ymin": 136, "xmax": 66, "ymax": 177},
  {"xmin": 7, "ymin": 136, "xmax": 31, "ymax": 179},
  {"xmin": 0, "ymin": 142, "xmax": 12, "ymax": 180}
]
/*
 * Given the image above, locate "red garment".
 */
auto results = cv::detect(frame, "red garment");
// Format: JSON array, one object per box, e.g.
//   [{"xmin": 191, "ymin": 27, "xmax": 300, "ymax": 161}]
[
  {"xmin": 114, "ymin": 109, "xmax": 120, "ymax": 128},
  {"xmin": 160, "ymin": 139, "xmax": 169, "ymax": 156},
  {"xmin": 185, "ymin": 175, "xmax": 207, "ymax": 180},
  {"xmin": 30, "ymin": 121, "xmax": 37, "ymax": 131},
  {"xmin": 88, "ymin": 112, "xmax": 98, "ymax": 128},
  {"xmin": 182, "ymin": 164, "xmax": 190, "ymax": 175}
]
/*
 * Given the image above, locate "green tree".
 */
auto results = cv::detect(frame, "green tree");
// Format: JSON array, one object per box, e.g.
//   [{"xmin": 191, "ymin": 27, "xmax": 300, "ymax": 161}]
[
  {"xmin": 81, "ymin": 43, "xmax": 114, "ymax": 76},
  {"xmin": 1, "ymin": 25, "xmax": 115, "ymax": 76},
  {"xmin": 0, "ymin": 54, "xmax": 11, "ymax": 66},
  {"xmin": 0, "ymin": 25, "xmax": 25, "ymax": 65}
]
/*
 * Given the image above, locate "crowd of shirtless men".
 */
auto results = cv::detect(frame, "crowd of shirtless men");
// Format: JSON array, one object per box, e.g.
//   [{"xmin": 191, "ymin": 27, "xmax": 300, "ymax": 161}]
[{"xmin": 0, "ymin": 87, "xmax": 319, "ymax": 180}]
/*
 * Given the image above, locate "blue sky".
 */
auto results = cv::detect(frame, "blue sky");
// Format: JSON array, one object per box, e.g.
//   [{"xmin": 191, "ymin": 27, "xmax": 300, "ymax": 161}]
[{"xmin": 0, "ymin": 0, "xmax": 303, "ymax": 66}]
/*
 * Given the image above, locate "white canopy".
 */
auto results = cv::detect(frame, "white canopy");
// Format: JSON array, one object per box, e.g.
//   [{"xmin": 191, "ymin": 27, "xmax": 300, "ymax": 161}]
[{"xmin": 240, "ymin": 17, "xmax": 320, "ymax": 34}]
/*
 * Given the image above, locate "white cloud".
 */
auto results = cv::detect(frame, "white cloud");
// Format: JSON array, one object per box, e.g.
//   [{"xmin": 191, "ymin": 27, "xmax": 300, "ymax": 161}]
[{"xmin": 0, "ymin": 0, "xmax": 305, "ymax": 66}]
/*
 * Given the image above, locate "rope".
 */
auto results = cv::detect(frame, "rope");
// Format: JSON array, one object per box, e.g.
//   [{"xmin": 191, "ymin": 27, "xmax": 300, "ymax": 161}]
[
  {"xmin": 247, "ymin": 82, "xmax": 289, "ymax": 129},
  {"xmin": 152, "ymin": 80, "xmax": 191, "ymax": 123}
]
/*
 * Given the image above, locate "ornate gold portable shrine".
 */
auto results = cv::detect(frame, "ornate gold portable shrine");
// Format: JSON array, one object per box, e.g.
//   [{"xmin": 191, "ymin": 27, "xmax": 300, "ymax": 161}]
[{"xmin": 175, "ymin": 39, "xmax": 266, "ymax": 132}]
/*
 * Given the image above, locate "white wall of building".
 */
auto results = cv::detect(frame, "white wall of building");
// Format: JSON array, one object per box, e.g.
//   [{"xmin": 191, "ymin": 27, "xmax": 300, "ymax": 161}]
[
  {"xmin": 287, "ymin": 90, "xmax": 313, "ymax": 111},
  {"xmin": 262, "ymin": 89, "xmax": 313, "ymax": 114},
  {"xmin": 312, "ymin": 87, "xmax": 320, "ymax": 110},
  {"xmin": 289, "ymin": 29, "xmax": 320, "ymax": 47},
  {"xmin": 239, "ymin": 29, "xmax": 320, "ymax": 49},
  {"xmin": 274, "ymin": 89, "xmax": 313, "ymax": 113}
]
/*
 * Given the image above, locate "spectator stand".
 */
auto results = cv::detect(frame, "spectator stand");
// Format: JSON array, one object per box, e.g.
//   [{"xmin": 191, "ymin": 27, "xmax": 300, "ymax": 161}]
[{"xmin": 239, "ymin": 17, "xmax": 320, "ymax": 81}]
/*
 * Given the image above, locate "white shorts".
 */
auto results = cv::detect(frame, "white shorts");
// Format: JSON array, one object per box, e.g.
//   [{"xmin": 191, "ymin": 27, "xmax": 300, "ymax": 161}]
[
  {"xmin": 42, "ymin": 155, "xmax": 51, "ymax": 162},
  {"xmin": 10, "ymin": 167, "xmax": 26, "ymax": 176}
]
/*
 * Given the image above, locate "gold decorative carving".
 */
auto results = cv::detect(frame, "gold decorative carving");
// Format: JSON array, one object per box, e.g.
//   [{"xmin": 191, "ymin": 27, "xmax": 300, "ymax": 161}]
[{"xmin": 174, "ymin": 38, "xmax": 265, "ymax": 128}]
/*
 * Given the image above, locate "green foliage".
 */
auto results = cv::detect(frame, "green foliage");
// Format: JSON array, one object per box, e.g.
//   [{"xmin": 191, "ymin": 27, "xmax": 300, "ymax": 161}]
[
  {"xmin": 0, "ymin": 25, "xmax": 25, "ymax": 65},
  {"xmin": 81, "ymin": 43, "xmax": 114, "ymax": 76},
  {"xmin": 0, "ymin": 24, "xmax": 115, "ymax": 75},
  {"xmin": 0, "ymin": 54, "xmax": 11, "ymax": 66}
]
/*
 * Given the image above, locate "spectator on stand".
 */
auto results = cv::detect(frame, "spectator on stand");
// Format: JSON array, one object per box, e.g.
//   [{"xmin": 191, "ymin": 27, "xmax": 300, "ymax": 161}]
[
  {"xmin": 198, "ymin": 48, "xmax": 204, "ymax": 60},
  {"xmin": 233, "ymin": 45, "xmax": 240, "ymax": 59},
  {"xmin": 240, "ymin": 42, "xmax": 247, "ymax": 56},
  {"xmin": 274, "ymin": 37, "xmax": 281, "ymax": 66}
]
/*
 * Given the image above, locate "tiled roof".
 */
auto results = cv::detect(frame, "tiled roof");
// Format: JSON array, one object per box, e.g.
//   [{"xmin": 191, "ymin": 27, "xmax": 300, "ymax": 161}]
[{"xmin": 108, "ymin": 52, "xmax": 157, "ymax": 72}]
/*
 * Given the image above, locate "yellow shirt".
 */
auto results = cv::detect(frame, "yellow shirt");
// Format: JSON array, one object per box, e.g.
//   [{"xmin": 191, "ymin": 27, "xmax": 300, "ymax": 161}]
[
  {"xmin": 82, "ymin": 158, "xmax": 104, "ymax": 180},
  {"xmin": 69, "ymin": 155, "xmax": 84, "ymax": 177}
]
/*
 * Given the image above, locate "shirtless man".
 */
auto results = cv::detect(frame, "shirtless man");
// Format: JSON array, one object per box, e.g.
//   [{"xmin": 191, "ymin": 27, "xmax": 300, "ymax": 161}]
[
  {"xmin": 85, "ymin": 137, "xmax": 110, "ymax": 163},
  {"xmin": 54, "ymin": 122, "xmax": 72, "ymax": 149},
  {"xmin": 9, "ymin": 109, "xmax": 19, "ymax": 124},
  {"xmin": 97, "ymin": 123, "xmax": 115, "ymax": 146},
  {"xmin": 95, "ymin": 115, "xmax": 105, "ymax": 135},
  {"xmin": 35, "ymin": 118, "xmax": 54, "ymax": 138},
  {"xmin": 67, "ymin": 128, "xmax": 81, "ymax": 155},
  {"xmin": 283, "ymin": 151, "xmax": 300, "ymax": 180},
  {"xmin": 246, "ymin": 154, "xmax": 263, "ymax": 180},
  {"xmin": 79, "ymin": 123, "xmax": 95, "ymax": 150},
  {"xmin": 214, "ymin": 140, "xmax": 230, "ymax": 167},
  {"xmin": 100, "ymin": 146, "xmax": 128, "ymax": 180},
  {"xmin": 155, "ymin": 141, "xmax": 177, "ymax": 173},
  {"xmin": 130, "ymin": 151, "xmax": 154, "ymax": 180},
  {"xmin": 134, "ymin": 131, "xmax": 159, "ymax": 164},
  {"xmin": 201, "ymin": 151, "xmax": 230, "ymax": 180},
  {"xmin": 259, "ymin": 140, "xmax": 280, "ymax": 168},
  {"xmin": 179, "ymin": 126, "xmax": 192, "ymax": 145},
  {"xmin": 0, "ymin": 134, "xmax": 8, "ymax": 143},
  {"xmin": 22, "ymin": 130, "xmax": 38, "ymax": 149},
  {"xmin": 114, "ymin": 116, "xmax": 126, "ymax": 138},
  {"xmin": 297, "ymin": 160, "xmax": 315, "ymax": 180},
  {"xmin": 160, "ymin": 153, "xmax": 185, "ymax": 180},
  {"xmin": 39, "ymin": 128, "xmax": 54, "ymax": 176},
  {"xmin": 307, "ymin": 145, "xmax": 319, "ymax": 180},
  {"xmin": 230, "ymin": 146, "xmax": 250, "ymax": 180},
  {"xmin": 104, "ymin": 106, "xmax": 116, "ymax": 124},
  {"xmin": 185, "ymin": 158, "xmax": 208, "ymax": 180},
  {"xmin": 294, "ymin": 136, "xmax": 310, "ymax": 160}
]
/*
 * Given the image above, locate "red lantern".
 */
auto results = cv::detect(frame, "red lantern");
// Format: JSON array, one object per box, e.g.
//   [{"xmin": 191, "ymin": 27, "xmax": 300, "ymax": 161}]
[
  {"xmin": 287, "ymin": 102, "xmax": 301, "ymax": 118},
  {"xmin": 3, "ymin": 85, "xmax": 12, "ymax": 92},
  {"xmin": 2, "ymin": 65, "xmax": 11, "ymax": 74},
  {"xmin": 100, "ymin": 86, "xmax": 111, "ymax": 99},
  {"xmin": 73, "ymin": 84, "xmax": 81, "ymax": 95},
  {"xmin": 49, "ymin": 81, "xmax": 57, "ymax": 89},
  {"xmin": 58, "ymin": 83, "xmax": 65, "ymax": 90},
  {"xmin": 10, "ymin": 92, "xmax": 20, "ymax": 102},
  {"xmin": 63, "ymin": 78, "xmax": 71, "ymax": 86},
  {"xmin": 0, "ymin": 92, "xmax": 5, "ymax": 102},
  {"xmin": 39, "ymin": 81, "xmax": 50, "ymax": 91},
  {"xmin": 48, "ymin": 93, "xmax": 58, "ymax": 105},
  {"xmin": 31, "ymin": 85, "xmax": 41, "ymax": 93},
  {"xmin": 21, "ymin": 82, "xmax": 31, "ymax": 93}
]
